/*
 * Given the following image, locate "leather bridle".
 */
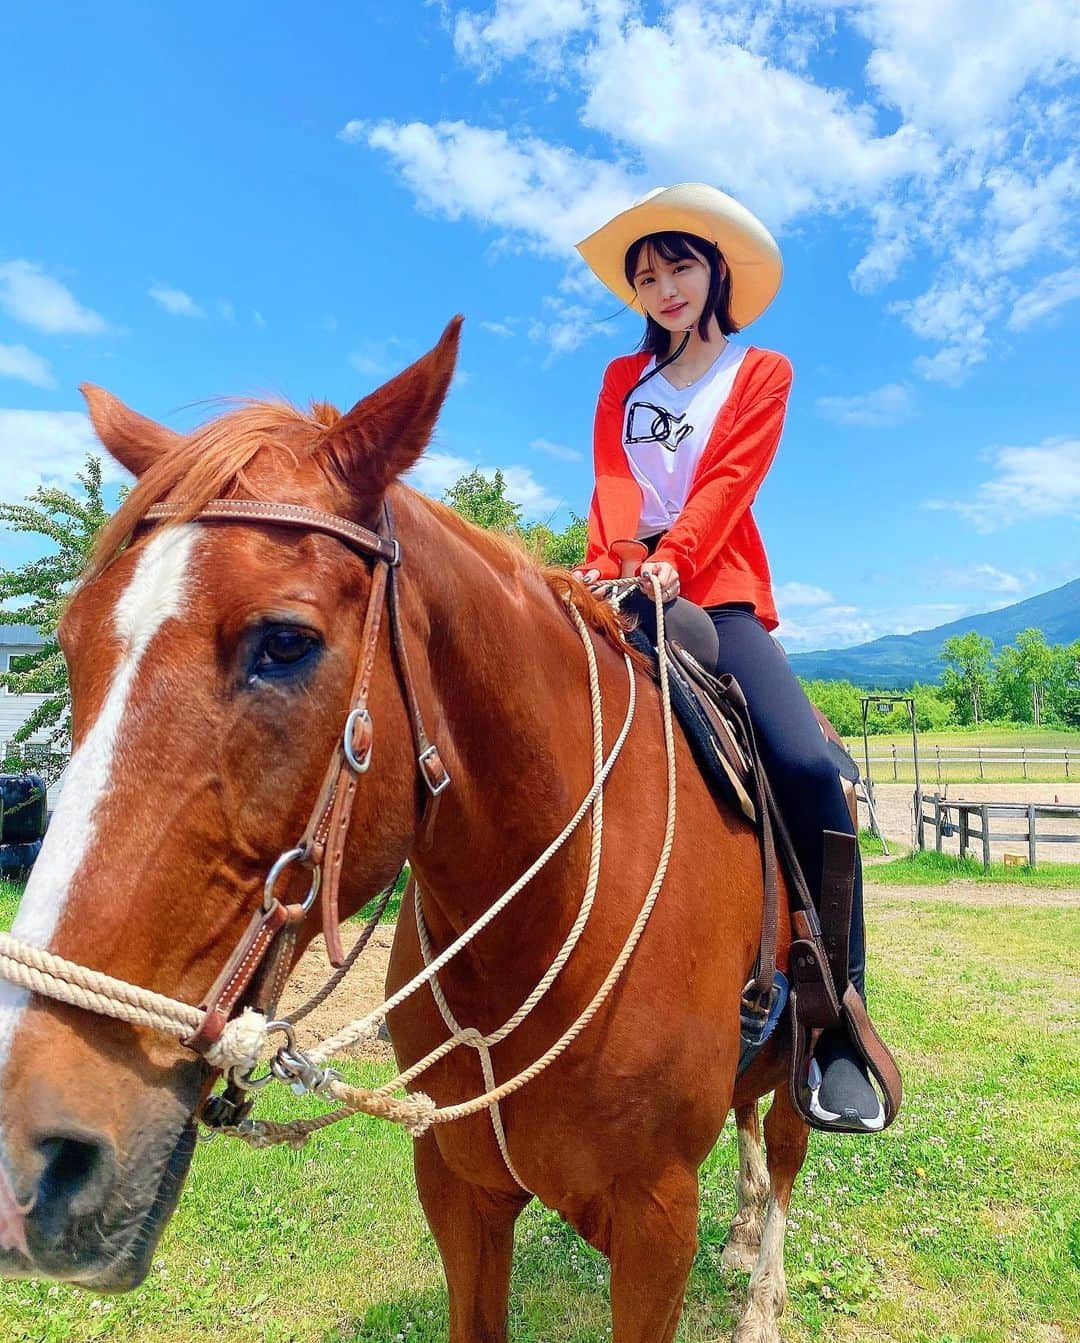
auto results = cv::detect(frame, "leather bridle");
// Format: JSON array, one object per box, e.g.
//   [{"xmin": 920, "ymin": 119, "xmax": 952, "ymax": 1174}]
[{"xmin": 139, "ymin": 497, "xmax": 450, "ymax": 1056}]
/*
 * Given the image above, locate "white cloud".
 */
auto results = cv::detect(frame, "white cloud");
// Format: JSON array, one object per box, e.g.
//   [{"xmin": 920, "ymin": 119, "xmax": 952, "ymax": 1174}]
[
  {"xmin": 577, "ymin": 5, "xmax": 936, "ymax": 229},
  {"xmin": 926, "ymin": 435, "xmax": 1080, "ymax": 531},
  {"xmin": 480, "ymin": 320, "xmax": 514, "ymax": 337},
  {"xmin": 1008, "ymin": 264, "xmax": 1080, "ymax": 330},
  {"xmin": 405, "ymin": 450, "xmax": 562, "ymax": 519},
  {"xmin": 777, "ymin": 599, "xmax": 969, "ymax": 651},
  {"xmin": 531, "ymin": 436, "xmax": 584, "ymax": 463},
  {"xmin": 774, "ymin": 581, "xmax": 835, "ymax": 609},
  {"xmin": 406, "ymin": 450, "xmax": 475, "ymax": 498},
  {"xmin": 938, "ymin": 563, "xmax": 1035, "ymax": 595},
  {"xmin": 0, "ymin": 344, "xmax": 55, "ymax": 389},
  {"xmin": 253, "ymin": 310, "xmax": 267, "ymax": 328},
  {"xmin": 149, "ymin": 284, "xmax": 205, "ymax": 318},
  {"xmin": 849, "ymin": 200, "xmax": 916, "ymax": 293},
  {"xmin": 453, "ymin": 0, "xmax": 599, "ymax": 68},
  {"xmin": 0, "ymin": 260, "xmax": 106, "ymax": 335},
  {"xmin": 353, "ymin": 118, "xmax": 636, "ymax": 257},
  {"xmin": 498, "ymin": 465, "xmax": 562, "ymax": 517},
  {"xmin": 816, "ymin": 382, "xmax": 914, "ymax": 427},
  {"xmin": 528, "ymin": 296, "xmax": 612, "ymax": 358},
  {"xmin": 0, "ymin": 410, "xmax": 131, "ymax": 503},
  {"xmin": 358, "ymin": 1, "xmax": 1080, "ymax": 385},
  {"xmin": 844, "ymin": 0, "xmax": 1080, "ymax": 146},
  {"xmin": 893, "ymin": 276, "xmax": 1002, "ymax": 385}
]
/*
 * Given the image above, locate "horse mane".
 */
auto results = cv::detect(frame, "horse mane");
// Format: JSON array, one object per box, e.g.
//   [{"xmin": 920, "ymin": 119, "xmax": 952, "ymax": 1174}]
[
  {"xmin": 85, "ymin": 398, "xmax": 336, "ymax": 581},
  {"xmin": 85, "ymin": 395, "xmax": 645, "ymax": 668},
  {"xmin": 419, "ymin": 496, "xmax": 648, "ymax": 669}
]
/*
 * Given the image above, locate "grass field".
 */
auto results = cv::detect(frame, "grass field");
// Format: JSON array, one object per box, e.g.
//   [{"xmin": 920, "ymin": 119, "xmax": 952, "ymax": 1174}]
[
  {"xmin": 842, "ymin": 726, "xmax": 1080, "ymax": 785},
  {"xmin": 0, "ymin": 876, "xmax": 1076, "ymax": 1341}
]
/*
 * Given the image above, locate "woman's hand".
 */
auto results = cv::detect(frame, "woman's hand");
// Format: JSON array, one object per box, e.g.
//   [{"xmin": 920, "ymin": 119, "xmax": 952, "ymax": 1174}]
[
  {"xmin": 639, "ymin": 560, "xmax": 680, "ymax": 602},
  {"xmin": 571, "ymin": 568, "xmax": 603, "ymax": 587}
]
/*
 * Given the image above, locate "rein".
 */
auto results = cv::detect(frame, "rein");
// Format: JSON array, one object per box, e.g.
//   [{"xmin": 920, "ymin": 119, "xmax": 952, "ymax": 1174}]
[{"xmin": 0, "ymin": 502, "xmax": 679, "ymax": 1155}]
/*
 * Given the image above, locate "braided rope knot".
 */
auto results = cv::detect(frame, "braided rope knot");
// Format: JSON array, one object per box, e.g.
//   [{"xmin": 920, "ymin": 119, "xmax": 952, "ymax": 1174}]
[{"xmin": 204, "ymin": 1008, "xmax": 269, "ymax": 1075}]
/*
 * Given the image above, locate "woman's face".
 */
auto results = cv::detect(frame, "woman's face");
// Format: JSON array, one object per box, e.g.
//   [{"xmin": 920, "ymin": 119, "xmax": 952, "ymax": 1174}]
[{"xmin": 630, "ymin": 241, "xmax": 718, "ymax": 333}]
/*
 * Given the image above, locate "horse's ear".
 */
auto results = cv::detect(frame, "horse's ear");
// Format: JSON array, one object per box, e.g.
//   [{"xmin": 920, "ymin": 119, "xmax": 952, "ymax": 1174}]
[
  {"xmin": 320, "ymin": 316, "xmax": 462, "ymax": 499},
  {"xmin": 80, "ymin": 384, "xmax": 183, "ymax": 478}
]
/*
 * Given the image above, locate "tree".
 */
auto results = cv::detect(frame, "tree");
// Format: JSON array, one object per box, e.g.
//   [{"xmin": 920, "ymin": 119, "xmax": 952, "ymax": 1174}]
[
  {"xmin": 0, "ymin": 456, "xmax": 113, "ymax": 774},
  {"xmin": 1015, "ymin": 627, "xmax": 1055, "ymax": 726},
  {"xmin": 799, "ymin": 678, "xmax": 863, "ymax": 736},
  {"xmin": 939, "ymin": 631, "xmax": 994, "ymax": 725},
  {"xmin": 520, "ymin": 514, "xmax": 588, "ymax": 568},
  {"xmin": 443, "ymin": 468, "xmax": 522, "ymax": 532},
  {"xmin": 442, "ymin": 470, "xmax": 587, "ymax": 568},
  {"xmin": 991, "ymin": 628, "xmax": 1056, "ymax": 725},
  {"xmin": 1047, "ymin": 639, "xmax": 1080, "ymax": 727}
]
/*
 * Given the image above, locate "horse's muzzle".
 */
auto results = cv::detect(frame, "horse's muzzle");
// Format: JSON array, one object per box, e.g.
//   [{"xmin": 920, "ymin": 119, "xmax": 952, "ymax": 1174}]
[{"xmin": 3, "ymin": 1114, "xmax": 197, "ymax": 1289}]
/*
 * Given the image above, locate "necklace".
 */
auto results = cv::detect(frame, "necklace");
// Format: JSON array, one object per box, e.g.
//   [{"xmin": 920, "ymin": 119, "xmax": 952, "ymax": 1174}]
[{"xmin": 665, "ymin": 339, "xmax": 728, "ymax": 390}]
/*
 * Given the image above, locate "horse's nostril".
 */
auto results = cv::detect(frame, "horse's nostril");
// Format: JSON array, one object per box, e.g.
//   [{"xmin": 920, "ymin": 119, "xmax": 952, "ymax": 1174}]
[{"xmin": 33, "ymin": 1134, "xmax": 115, "ymax": 1239}]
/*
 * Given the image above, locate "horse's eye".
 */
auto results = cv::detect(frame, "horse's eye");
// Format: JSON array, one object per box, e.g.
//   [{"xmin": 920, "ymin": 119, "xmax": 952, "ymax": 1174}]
[{"xmin": 251, "ymin": 627, "xmax": 321, "ymax": 679}]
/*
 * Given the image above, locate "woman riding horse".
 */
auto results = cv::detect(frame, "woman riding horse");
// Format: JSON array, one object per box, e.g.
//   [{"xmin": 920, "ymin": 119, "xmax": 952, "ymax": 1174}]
[{"xmin": 573, "ymin": 183, "xmax": 884, "ymax": 1131}]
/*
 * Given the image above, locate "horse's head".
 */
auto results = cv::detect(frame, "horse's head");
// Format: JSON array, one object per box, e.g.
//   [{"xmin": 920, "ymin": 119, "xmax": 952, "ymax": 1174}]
[{"xmin": 0, "ymin": 318, "xmax": 462, "ymax": 1287}]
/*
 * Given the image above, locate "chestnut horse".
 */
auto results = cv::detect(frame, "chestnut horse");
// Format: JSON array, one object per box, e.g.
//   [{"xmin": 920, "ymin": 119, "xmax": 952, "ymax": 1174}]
[{"xmin": 0, "ymin": 318, "xmax": 808, "ymax": 1342}]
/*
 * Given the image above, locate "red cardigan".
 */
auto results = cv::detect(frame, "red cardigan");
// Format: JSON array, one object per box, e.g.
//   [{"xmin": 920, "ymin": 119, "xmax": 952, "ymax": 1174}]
[{"xmin": 585, "ymin": 346, "xmax": 792, "ymax": 630}]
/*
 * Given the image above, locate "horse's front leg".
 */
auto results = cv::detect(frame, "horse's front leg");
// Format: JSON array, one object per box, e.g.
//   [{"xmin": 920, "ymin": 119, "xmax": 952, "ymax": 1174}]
[
  {"xmin": 605, "ymin": 1164, "xmax": 700, "ymax": 1343},
  {"xmin": 732, "ymin": 1087, "xmax": 809, "ymax": 1343},
  {"xmin": 414, "ymin": 1130, "xmax": 529, "ymax": 1343},
  {"xmin": 722, "ymin": 1101, "xmax": 771, "ymax": 1273}
]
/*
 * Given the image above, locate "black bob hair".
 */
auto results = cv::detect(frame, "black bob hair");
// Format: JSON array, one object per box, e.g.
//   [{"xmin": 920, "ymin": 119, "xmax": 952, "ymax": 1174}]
[{"xmin": 623, "ymin": 231, "xmax": 738, "ymax": 359}]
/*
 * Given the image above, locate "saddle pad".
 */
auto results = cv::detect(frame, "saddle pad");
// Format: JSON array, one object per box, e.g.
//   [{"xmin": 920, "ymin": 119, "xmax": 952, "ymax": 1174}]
[{"xmin": 624, "ymin": 627, "xmax": 757, "ymax": 824}]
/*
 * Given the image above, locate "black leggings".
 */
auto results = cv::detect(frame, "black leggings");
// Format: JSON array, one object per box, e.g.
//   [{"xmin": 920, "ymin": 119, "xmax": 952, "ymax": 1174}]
[{"xmin": 635, "ymin": 594, "xmax": 866, "ymax": 996}]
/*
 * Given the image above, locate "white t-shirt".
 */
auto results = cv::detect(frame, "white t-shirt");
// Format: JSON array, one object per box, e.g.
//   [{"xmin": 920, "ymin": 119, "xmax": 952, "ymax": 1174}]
[{"xmin": 622, "ymin": 340, "xmax": 748, "ymax": 537}]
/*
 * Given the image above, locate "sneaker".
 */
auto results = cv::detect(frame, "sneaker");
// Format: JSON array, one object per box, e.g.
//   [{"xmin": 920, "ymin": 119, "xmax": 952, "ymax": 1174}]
[{"xmin": 808, "ymin": 1031, "xmax": 885, "ymax": 1132}]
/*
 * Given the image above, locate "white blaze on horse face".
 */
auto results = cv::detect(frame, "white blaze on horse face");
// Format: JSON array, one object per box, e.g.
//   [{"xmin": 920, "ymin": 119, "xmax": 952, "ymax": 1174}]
[{"xmin": 0, "ymin": 524, "xmax": 200, "ymax": 1073}]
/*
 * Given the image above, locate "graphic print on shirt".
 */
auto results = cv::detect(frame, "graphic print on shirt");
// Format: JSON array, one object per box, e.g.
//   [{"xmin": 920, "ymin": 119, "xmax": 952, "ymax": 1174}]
[
  {"xmin": 625, "ymin": 401, "xmax": 694, "ymax": 453},
  {"xmin": 620, "ymin": 341, "xmax": 750, "ymax": 536}
]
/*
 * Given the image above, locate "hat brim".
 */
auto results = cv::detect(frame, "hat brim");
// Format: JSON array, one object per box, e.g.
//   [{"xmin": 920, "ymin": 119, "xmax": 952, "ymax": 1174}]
[{"xmin": 575, "ymin": 183, "xmax": 782, "ymax": 329}]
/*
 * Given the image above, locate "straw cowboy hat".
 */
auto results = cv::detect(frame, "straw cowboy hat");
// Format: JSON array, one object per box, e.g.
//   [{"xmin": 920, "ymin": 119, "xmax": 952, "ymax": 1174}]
[{"xmin": 576, "ymin": 183, "xmax": 782, "ymax": 328}]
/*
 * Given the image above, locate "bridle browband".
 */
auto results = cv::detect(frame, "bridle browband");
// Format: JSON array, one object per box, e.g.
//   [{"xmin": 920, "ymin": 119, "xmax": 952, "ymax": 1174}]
[{"xmin": 140, "ymin": 497, "xmax": 450, "ymax": 1054}]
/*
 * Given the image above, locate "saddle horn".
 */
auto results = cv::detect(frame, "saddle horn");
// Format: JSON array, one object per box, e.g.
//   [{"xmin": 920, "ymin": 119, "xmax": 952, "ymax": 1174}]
[{"xmin": 611, "ymin": 539, "xmax": 649, "ymax": 579}]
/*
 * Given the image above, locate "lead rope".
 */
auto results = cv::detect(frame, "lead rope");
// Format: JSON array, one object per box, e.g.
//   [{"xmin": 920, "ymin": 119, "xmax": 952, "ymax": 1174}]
[
  {"xmin": 411, "ymin": 583, "xmax": 614, "ymax": 1190},
  {"xmin": 0, "ymin": 580, "xmax": 677, "ymax": 1152}
]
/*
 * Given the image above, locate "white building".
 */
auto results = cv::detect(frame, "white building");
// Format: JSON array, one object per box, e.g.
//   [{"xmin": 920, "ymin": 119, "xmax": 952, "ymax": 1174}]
[{"xmin": 1, "ymin": 623, "xmax": 54, "ymax": 764}]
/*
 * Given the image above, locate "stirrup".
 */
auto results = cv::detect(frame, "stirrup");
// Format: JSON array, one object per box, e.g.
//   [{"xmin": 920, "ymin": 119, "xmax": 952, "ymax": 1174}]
[{"xmin": 806, "ymin": 1055, "xmax": 886, "ymax": 1134}]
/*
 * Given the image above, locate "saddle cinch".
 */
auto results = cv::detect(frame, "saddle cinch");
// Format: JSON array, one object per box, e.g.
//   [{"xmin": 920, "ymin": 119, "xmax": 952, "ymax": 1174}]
[{"xmin": 618, "ymin": 588, "xmax": 903, "ymax": 1134}]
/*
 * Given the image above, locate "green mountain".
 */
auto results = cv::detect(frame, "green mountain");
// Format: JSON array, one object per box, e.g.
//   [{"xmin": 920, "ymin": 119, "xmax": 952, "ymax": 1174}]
[{"xmin": 787, "ymin": 577, "xmax": 1080, "ymax": 687}]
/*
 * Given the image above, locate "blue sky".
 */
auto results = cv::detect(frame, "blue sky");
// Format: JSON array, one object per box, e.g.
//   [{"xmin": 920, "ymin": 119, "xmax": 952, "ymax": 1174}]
[{"xmin": 0, "ymin": 0, "xmax": 1077, "ymax": 652}]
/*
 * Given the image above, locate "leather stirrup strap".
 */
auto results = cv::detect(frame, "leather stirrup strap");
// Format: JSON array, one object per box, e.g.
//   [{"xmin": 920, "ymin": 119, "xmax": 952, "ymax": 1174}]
[
  {"xmin": 712, "ymin": 673, "xmax": 779, "ymax": 1006},
  {"xmin": 819, "ymin": 830, "xmax": 855, "ymax": 998}
]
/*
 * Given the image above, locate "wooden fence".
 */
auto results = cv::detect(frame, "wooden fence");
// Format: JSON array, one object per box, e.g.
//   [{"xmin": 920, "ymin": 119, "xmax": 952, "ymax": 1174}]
[
  {"xmin": 850, "ymin": 744, "xmax": 1078, "ymax": 784},
  {"xmin": 918, "ymin": 793, "xmax": 1080, "ymax": 870}
]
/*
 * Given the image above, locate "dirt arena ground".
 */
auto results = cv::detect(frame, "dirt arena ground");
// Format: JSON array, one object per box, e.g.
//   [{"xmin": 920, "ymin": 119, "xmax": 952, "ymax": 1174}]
[{"xmin": 860, "ymin": 780, "xmax": 1080, "ymax": 865}]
